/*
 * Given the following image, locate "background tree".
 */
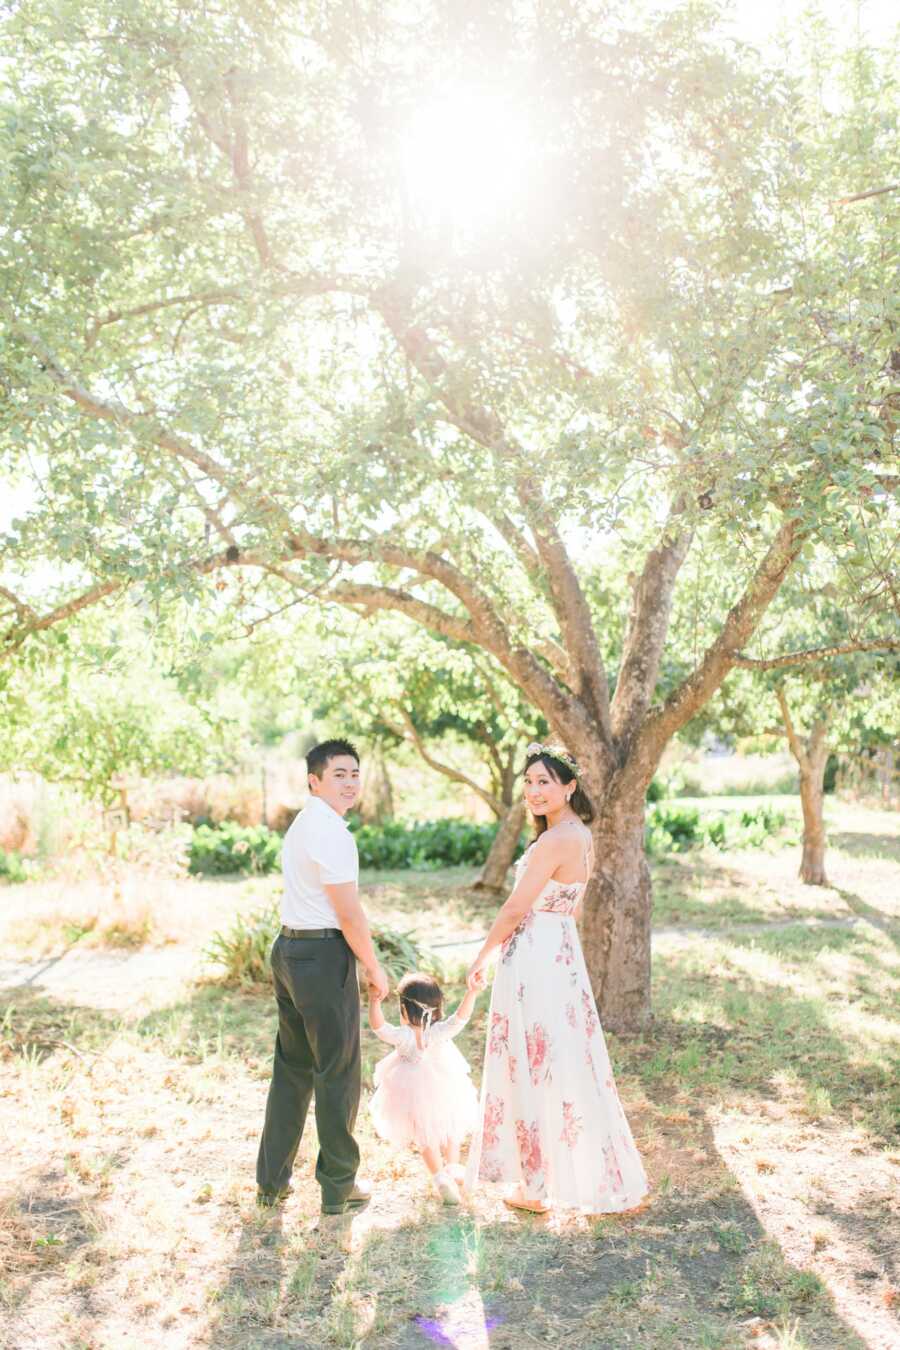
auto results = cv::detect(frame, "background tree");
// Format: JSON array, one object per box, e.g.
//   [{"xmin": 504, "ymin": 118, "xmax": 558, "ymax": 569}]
[
  {"xmin": 2, "ymin": 1, "xmax": 898, "ymax": 1027},
  {"xmin": 294, "ymin": 617, "xmax": 541, "ymax": 891},
  {"xmin": 0, "ymin": 612, "xmax": 236, "ymax": 847}
]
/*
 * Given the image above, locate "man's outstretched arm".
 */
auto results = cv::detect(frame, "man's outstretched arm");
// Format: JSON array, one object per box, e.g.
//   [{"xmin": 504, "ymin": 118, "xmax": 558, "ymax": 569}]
[{"xmin": 323, "ymin": 882, "xmax": 389, "ymax": 998}]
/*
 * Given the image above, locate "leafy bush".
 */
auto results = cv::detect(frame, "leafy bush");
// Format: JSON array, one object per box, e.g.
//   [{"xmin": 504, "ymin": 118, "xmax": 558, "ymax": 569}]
[
  {"xmin": 0, "ymin": 850, "xmax": 29, "ymax": 884},
  {"xmin": 348, "ymin": 817, "xmax": 502, "ymax": 869},
  {"xmin": 646, "ymin": 803, "xmax": 787, "ymax": 855},
  {"xmin": 646, "ymin": 805, "xmax": 703, "ymax": 854},
  {"xmin": 370, "ymin": 924, "xmax": 443, "ymax": 983},
  {"xmin": 204, "ymin": 904, "xmax": 279, "ymax": 984},
  {"xmin": 205, "ymin": 903, "xmax": 440, "ymax": 987},
  {"xmin": 729, "ymin": 804, "xmax": 787, "ymax": 848},
  {"xmin": 188, "ymin": 821, "xmax": 281, "ymax": 876}
]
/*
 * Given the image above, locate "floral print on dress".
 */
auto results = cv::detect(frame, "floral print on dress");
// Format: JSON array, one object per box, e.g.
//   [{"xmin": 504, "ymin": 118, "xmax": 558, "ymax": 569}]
[
  {"xmin": 515, "ymin": 1119, "xmax": 544, "ymax": 1184},
  {"xmin": 483, "ymin": 1093, "xmax": 505, "ymax": 1151},
  {"xmin": 560, "ymin": 1101, "xmax": 583, "ymax": 1149},
  {"xmin": 501, "ymin": 910, "xmax": 535, "ymax": 964},
  {"xmin": 489, "ymin": 1012, "xmax": 509, "ymax": 1057},
  {"xmin": 537, "ymin": 884, "xmax": 581, "ymax": 914},
  {"xmin": 556, "ymin": 925, "xmax": 576, "ymax": 968},
  {"xmin": 582, "ymin": 988, "xmax": 599, "ymax": 1038},
  {"xmin": 603, "ymin": 1143, "xmax": 624, "ymax": 1192},
  {"xmin": 465, "ymin": 837, "xmax": 649, "ymax": 1213},
  {"xmin": 525, "ymin": 1022, "xmax": 551, "ymax": 1086}
]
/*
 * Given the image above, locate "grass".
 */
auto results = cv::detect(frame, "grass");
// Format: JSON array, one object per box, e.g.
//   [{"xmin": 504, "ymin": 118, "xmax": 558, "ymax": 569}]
[{"xmin": 0, "ymin": 797, "xmax": 897, "ymax": 1347}]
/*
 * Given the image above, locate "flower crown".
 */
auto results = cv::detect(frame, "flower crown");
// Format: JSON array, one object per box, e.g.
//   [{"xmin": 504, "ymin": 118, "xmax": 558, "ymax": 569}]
[{"xmin": 525, "ymin": 741, "xmax": 579, "ymax": 776}]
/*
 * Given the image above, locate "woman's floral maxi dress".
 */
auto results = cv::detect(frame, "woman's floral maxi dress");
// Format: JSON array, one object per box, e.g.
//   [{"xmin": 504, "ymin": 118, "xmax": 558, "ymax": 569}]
[{"xmin": 465, "ymin": 841, "xmax": 649, "ymax": 1212}]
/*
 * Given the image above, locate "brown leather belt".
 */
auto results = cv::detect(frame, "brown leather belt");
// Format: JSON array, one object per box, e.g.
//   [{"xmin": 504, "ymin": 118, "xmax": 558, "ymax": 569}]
[{"xmin": 280, "ymin": 926, "xmax": 343, "ymax": 940}]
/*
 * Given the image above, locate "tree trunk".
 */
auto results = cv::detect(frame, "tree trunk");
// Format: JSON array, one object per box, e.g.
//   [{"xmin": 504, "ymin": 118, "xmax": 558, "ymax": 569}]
[
  {"xmin": 798, "ymin": 724, "xmax": 829, "ymax": 886},
  {"xmin": 473, "ymin": 799, "xmax": 526, "ymax": 893},
  {"xmin": 580, "ymin": 794, "xmax": 652, "ymax": 1034},
  {"xmin": 359, "ymin": 746, "xmax": 394, "ymax": 824}
]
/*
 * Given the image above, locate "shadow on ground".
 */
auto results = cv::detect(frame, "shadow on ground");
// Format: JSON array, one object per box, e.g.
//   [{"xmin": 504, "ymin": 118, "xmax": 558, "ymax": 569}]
[{"xmin": 829, "ymin": 830, "xmax": 900, "ymax": 863}]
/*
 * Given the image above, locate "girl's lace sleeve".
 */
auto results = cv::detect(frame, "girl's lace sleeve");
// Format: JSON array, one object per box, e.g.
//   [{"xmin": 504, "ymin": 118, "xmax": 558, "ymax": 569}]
[
  {"xmin": 373, "ymin": 1021, "xmax": 404, "ymax": 1046},
  {"xmin": 428, "ymin": 1013, "xmax": 469, "ymax": 1044}
]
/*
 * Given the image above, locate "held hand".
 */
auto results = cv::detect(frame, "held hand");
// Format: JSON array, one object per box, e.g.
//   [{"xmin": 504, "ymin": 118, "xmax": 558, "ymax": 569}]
[
  {"xmin": 366, "ymin": 962, "xmax": 390, "ymax": 1001},
  {"xmin": 466, "ymin": 955, "xmax": 488, "ymax": 992}
]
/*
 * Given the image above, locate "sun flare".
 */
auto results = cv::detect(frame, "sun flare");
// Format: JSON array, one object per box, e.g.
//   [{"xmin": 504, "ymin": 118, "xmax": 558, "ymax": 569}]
[{"xmin": 401, "ymin": 87, "xmax": 537, "ymax": 235}]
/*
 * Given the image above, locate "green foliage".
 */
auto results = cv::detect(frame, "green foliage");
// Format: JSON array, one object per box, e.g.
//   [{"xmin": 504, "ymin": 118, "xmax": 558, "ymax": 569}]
[
  {"xmin": 188, "ymin": 822, "xmax": 281, "ymax": 876},
  {"xmin": 191, "ymin": 816, "xmax": 511, "ymax": 876},
  {"xmin": 204, "ymin": 905, "xmax": 280, "ymax": 985},
  {"xmin": 646, "ymin": 804, "xmax": 788, "ymax": 855},
  {"xmin": 0, "ymin": 850, "xmax": 29, "ymax": 884},
  {"xmin": 721, "ymin": 1244, "xmax": 824, "ymax": 1318},
  {"xmin": 0, "ymin": 612, "xmax": 242, "ymax": 806},
  {"xmin": 367, "ymin": 925, "xmax": 443, "ymax": 984},
  {"xmin": 349, "ymin": 817, "xmax": 507, "ymax": 869},
  {"xmin": 205, "ymin": 904, "xmax": 439, "ymax": 986}
]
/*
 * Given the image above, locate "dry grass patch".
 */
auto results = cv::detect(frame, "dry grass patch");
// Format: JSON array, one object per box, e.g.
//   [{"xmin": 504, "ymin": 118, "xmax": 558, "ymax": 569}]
[{"xmin": 1, "ymin": 805, "xmax": 897, "ymax": 1347}]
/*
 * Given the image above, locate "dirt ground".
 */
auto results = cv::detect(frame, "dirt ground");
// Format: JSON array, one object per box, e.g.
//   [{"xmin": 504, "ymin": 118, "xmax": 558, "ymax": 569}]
[{"xmin": 1, "ymin": 797, "xmax": 897, "ymax": 1349}]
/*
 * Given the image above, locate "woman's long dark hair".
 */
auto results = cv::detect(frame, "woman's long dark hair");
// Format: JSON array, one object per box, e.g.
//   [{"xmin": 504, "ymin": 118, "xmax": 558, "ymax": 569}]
[{"xmin": 524, "ymin": 750, "xmax": 595, "ymax": 838}]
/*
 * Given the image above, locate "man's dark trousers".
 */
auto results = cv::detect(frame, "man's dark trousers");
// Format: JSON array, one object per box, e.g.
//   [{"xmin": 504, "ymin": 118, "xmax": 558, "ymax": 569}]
[{"xmin": 256, "ymin": 932, "xmax": 360, "ymax": 1208}]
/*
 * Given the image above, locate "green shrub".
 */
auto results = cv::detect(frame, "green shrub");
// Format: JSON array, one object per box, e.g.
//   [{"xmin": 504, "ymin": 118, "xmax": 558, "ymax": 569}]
[
  {"xmin": 204, "ymin": 904, "xmax": 279, "ymax": 984},
  {"xmin": 646, "ymin": 803, "xmax": 787, "ymax": 855},
  {"xmin": 348, "ymin": 817, "xmax": 504, "ymax": 869},
  {"xmin": 204, "ymin": 903, "xmax": 440, "ymax": 987},
  {"xmin": 189, "ymin": 821, "xmax": 281, "ymax": 876},
  {"xmin": 0, "ymin": 850, "xmax": 29, "ymax": 884},
  {"xmin": 646, "ymin": 805, "xmax": 702, "ymax": 854}
]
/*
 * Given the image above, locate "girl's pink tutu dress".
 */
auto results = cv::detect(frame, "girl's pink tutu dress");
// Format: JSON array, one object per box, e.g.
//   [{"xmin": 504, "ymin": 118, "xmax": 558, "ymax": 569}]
[{"xmin": 370, "ymin": 1014, "xmax": 479, "ymax": 1153}]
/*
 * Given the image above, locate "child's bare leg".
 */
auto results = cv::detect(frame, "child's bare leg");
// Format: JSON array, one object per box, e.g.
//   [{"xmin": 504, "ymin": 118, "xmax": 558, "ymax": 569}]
[
  {"xmin": 423, "ymin": 1144, "xmax": 461, "ymax": 1204},
  {"xmin": 420, "ymin": 1145, "xmax": 442, "ymax": 1176},
  {"xmin": 441, "ymin": 1139, "xmax": 460, "ymax": 1167}
]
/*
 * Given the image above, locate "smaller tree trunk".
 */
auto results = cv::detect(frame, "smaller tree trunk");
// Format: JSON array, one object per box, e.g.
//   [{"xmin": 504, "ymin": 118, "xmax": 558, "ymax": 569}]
[
  {"xmin": 798, "ymin": 724, "xmax": 829, "ymax": 886},
  {"xmin": 473, "ymin": 799, "xmax": 526, "ymax": 893},
  {"xmin": 359, "ymin": 746, "xmax": 394, "ymax": 824}
]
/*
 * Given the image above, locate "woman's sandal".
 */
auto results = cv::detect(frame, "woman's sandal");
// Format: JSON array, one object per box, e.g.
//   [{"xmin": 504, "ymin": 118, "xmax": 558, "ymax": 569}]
[{"xmin": 503, "ymin": 1188, "xmax": 549, "ymax": 1214}]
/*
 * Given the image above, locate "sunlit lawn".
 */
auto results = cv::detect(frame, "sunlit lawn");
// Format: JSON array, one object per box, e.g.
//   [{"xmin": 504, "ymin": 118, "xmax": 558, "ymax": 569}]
[{"xmin": 1, "ymin": 798, "xmax": 897, "ymax": 1348}]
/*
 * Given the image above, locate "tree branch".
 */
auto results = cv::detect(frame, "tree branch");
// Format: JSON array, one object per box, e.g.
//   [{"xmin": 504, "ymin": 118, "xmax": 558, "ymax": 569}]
[
  {"xmin": 384, "ymin": 707, "xmax": 502, "ymax": 815},
  {"xmin": 0, "ymin": 585, "xmax": 37, "ymax": 623},
  {"xmin": 610, "ymin": 507, "xmax": 692, "ymax": 748},
  {"xmin": 733, "ymin": 638, "xmax": 900, "ymax": 670},
  {"xmin": 639, "ymin": 516, "xmax": 804, "ymax": 762},
  {"xmin": 322, "ymin": 580, "xmax": 479, "ymax": 646},
  {"xmin": 775, "ymin": 684, "xmax": 806, "ymax": 769},
  {"xmin": 833, "ymin": 183, "xmax": 900, "ymax": 206},
  {"xmin": 85, "ymin": 289, "xmax": 243, "ymax": 346},
  {"xmin": 374, "ymin": 287, "xmax": 613, "ymax": 751}
]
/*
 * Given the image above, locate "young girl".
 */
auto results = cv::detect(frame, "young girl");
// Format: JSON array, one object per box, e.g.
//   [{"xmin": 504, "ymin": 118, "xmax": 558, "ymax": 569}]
[{"xmin": 368, "ymin": 971, "xmax": 479, "ymax": 1204}]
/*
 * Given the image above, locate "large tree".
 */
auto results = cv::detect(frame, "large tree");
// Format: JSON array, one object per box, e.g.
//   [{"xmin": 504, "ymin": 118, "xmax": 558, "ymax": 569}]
[{"xmin": 2, "ymin": 1, "xmax": 898, "ymax": 1027}]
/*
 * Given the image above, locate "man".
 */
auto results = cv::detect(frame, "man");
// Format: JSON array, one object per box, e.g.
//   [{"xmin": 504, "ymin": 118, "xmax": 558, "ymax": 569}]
[{"xmin": 256, "ymin": 738, "xmax": 389, "ymax": 1215}]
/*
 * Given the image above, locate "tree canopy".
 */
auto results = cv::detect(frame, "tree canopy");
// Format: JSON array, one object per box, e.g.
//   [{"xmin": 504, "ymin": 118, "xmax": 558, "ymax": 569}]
[{"xmin": 2, "ymin": 0, "xmax": 897, "ymax": 1026}]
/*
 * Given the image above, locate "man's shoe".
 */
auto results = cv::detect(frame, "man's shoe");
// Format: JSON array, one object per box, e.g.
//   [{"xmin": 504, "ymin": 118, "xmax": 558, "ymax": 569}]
[
  {"xmin": 257, "ymin": 1186, "xmax": 291, "ymax": 1208},
  {"xmin": 320, "ymin": 1181, "xmax": 372, "ymax": 1216}
]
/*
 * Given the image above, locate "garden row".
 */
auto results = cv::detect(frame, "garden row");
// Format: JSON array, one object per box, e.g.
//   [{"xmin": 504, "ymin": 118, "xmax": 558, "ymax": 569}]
[
  {"xmin": 0, "ymin": 803, "xmax": 791, "ymax": 883},
  {"xmin": 188, "ymin": 803, "xmax": 790, "ymax": 875}
]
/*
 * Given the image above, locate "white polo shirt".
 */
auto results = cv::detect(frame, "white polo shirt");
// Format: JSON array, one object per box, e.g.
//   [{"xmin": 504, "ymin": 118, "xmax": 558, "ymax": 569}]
[{"xmin": 281, "ymin": 796, "xmax": 359, "ymax": 929}]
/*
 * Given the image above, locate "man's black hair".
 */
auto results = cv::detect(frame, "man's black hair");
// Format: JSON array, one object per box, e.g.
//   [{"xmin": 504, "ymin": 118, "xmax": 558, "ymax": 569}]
[{"xmin": 306, "ymin": 739, "xmax": 360, "ymax": 779}]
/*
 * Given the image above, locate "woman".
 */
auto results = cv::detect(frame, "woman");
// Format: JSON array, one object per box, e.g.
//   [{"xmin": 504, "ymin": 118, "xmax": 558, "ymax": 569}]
[{"xmin": 464, "ymin": 743, "xmax": 648, "ymax": 1214}]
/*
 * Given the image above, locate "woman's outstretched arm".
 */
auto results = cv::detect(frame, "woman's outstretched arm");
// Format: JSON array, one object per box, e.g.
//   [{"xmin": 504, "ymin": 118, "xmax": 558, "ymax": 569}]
[{"xmin": 465, "ymin": 832, "xmax": 567, "ymax": 990}]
